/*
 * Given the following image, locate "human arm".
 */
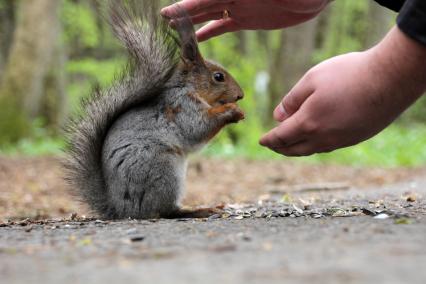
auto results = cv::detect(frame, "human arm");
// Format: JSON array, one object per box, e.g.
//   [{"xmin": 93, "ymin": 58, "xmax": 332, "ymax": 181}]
[
  {"xmin": 161, "ymin": 0, "xmax": 331, "ymax": 42},
  {"xmin": 259, "ymin": 26, "xmax": 426, "ymax": 156}
]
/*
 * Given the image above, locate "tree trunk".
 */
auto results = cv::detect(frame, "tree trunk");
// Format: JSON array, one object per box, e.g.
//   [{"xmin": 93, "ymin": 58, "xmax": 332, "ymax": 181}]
[
  {"xmin": 266, "ymin": 19, "xmax": 319, "ymax": 126},
  {"xmin": 235, "ymin": 31, "xmax": 247, "ymax": 55},
  {"xmin": 0, "ymin": 0, "xmax": 16, "ymax": 79},
  {"xmin": 41, "ymin": 26, "xmax": 68, "ymax": 133},
  {"xmin": 0, "ymin": 0, "xmax": 60, "ymax": 143},
  {"xmin": 365, "ymin": 1, "xmax": 392, "ymax": 48},
  {"xmin": 313, "ymin": 5, "xmax": 332, "ymax": 55}
]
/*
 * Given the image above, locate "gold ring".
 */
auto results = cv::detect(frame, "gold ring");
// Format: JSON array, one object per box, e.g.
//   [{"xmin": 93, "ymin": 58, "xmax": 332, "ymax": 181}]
[{"xmin": 223, "ymin": 9, "xmax": 230, "ymax": 20}]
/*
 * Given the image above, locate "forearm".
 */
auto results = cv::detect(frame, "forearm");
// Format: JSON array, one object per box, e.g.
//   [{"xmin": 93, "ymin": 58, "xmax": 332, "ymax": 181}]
[{"xmin": 371, "ymin": 26, "xmax": 426, "ymax": 108}]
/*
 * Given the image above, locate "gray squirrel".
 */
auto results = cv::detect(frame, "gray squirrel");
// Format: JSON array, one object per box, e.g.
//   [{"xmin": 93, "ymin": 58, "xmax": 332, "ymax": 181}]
[{"xmin": 64, "ymin": 0, "xmax": 244, "ymax": 219}]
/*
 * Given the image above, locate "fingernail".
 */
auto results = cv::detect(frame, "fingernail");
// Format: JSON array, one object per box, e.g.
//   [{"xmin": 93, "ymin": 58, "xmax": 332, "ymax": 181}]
[
  {"xmin": 274, "ymin": 103, "xmax": 287, "ymax": 122},
  {"xmin": 259, "ymin": 135, "xmax": 268, "ymax": 146},
  {"xmin": 279, "ymin": 103, "xmax": 288, "ymax": 116},
  {"xmin": 160, "ymin": 7, "xmax": 169, "ymax": 16}
]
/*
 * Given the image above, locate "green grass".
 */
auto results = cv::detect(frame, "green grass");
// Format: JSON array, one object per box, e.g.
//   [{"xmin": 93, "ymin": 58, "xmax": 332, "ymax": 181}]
[
  {"xmin": 0, "ymin": 138, "xmax": 65, "ymax": 156},
  {"xmin": 304, "ymin": 124, "xmax": 426, "ymax": 167},
  {"xmin": 66, "ymin": 57, "xmax": 126, "ymax": 111},
  {"xmin": 2, "ymin": 123, "xmax": 426, "ymax": 167},
  {"xmin": 203, "ymin": 123, "xmax": 426, "ymax": 167},
  {"xmin": 0, "ymin": 119, "xmax": 65, "ymax": 156}
]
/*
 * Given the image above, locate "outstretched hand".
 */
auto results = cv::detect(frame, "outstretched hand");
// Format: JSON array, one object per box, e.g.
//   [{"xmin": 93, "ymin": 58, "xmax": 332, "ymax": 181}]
[
  {"xmin": 161, "ymin": 0, "xmax": 330, "ymax": 42},
  {"xmin": 260, "ymin": 27, "xmax": 426, "ymax": 156}
]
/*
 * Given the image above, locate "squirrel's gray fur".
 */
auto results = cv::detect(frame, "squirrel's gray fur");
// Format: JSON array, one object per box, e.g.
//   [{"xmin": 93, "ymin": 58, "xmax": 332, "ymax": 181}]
[{"xmin": 64, "ymin": 0, "xmax": 244, "ymax": 219}]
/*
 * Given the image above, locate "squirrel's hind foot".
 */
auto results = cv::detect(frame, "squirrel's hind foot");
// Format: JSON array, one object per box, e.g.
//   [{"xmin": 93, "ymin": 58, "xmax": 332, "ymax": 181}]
[{"xmin": 165, "ymin": 206, "xmax": 224, "ymax": 219}]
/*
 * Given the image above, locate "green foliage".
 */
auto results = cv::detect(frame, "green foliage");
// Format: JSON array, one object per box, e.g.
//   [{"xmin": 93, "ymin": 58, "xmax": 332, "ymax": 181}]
[
  {"xmin": 66, "ymin": 57, "xmax": 125, "ymax": 111},
  {"xmin": 62, "ymin": 0, "xmax": 100, "ymax": 49},
  {"xmin": 0, "ymin": 96, "xmax": 29, "ymax": 144},
  {"xmin": 204, "ymin": 124, "xmax": 426, "ymax": 167},
  {"xmin": 304, "ymin": 124, "xmax": 426, "ymax": 167},
  {"xmin": 313, "ymin": 0, "xmax": 369, "ymax": 63},
  {"xmin": 2, "ymin": 0, "xmax": 426, "ymax": 168},
  {"xmin": 0, "ymin": 119, "xmax": 65, "ymax": 156},
  {"xmin": 398, "ymin": 96, "xmax": 426, "ymax": 124}
]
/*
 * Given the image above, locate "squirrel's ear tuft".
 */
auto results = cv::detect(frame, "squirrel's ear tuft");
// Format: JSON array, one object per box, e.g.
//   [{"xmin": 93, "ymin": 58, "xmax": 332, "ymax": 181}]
[{"xmin": 167, "ymin": 5, "xmax": 204, "ymax": 65}]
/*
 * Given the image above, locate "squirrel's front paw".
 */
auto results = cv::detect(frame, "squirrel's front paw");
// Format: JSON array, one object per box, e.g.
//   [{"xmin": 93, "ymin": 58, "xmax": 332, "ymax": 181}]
[
  {"xmin": 224, "ymin": 103, "xmax": 245, "ymax": 123},
  {"xmin": 208, "ymin": 103, "xmax": 245, "ymax": 123}
]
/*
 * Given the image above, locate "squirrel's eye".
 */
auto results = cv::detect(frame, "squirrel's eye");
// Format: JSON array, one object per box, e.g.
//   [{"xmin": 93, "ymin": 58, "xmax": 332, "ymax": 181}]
[{"xmin": 213, "ymin": 72, "xmax": 225, "ymax": 82}]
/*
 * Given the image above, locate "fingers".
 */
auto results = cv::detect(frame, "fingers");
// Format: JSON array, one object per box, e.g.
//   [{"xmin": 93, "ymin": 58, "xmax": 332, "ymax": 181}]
[
  {"xmin": 273, "ymin": 142, "xmax": 316, "ymax": 157},
  {"xmin": 269, "ymin": 140, "xmax": 335, "ymax": 156},
  {"xmin": 191, "ymin": 11, "xmax": 223, "ymax": 25},
  {"xmin": 196, "ymin": 19, "xmax": 239, "ymax": 42},
  {"xmin": 273, "ymin": 103, "xmax": 289, "ymax": 122},
  {"xmin": 161, "ymin": 0, "xmax": 231, "ymax": 18},
  {"xmin": 273, "ymin": 75, "xmax": 315, "ymax": 122},
  {"xmin": 259, "ymin": 113, "xmax": 306, "ymax": 149}
]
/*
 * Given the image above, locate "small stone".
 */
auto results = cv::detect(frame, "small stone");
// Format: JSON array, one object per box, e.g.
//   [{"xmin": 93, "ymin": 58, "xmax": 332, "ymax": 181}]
[
  {"xmin": 242, "ymin": 236, "xmax": 252, "ymax": 241},
  {"xmin": 126, "ymin": 228, "xmax": 138, "ymax": 235},
  {"xmin": 292, "ymin": 204, "xmax": 304, "ymax": 214},
  {"xmin": 221, "ymin": 213, "xmax": 231, "ymax": 219},
  {"xmin": 254, "ymin": 212, "xmax": 263, "ymax": 218},
  {"xmin": 208, "ymin": 214, "xmax": 222, "ymax": 220},
  {"xmin": 18, "ymin": 219, "xmax": 30, "ymax": 226},
  {"xmin": 236, "ymin": 232, "xmax": 252, "ymax": 241},
  {"xmin": 362, "ymin": 208, "xmax": 376, "ymax": 216},
  {"xmin": 64, "ymin": 224, "xmax": 77, "ymax": 229},
  {"xmin": 406, "ymin": 195, "xmax": 416, "ymax": 202},
  {"xmin": 242, "ymin": 212, "xmax": 252, "ymax": 218},
  {"xmin": 70, "ymin": 213, "xmax": 78, "ymax": 220},
  {"xmin": 374, "ymin": 213, "xmax": 390, "ymax": 219},
  {"xmin": 130, "ymin": 236, "xmax": 145, "ymax": 242}
]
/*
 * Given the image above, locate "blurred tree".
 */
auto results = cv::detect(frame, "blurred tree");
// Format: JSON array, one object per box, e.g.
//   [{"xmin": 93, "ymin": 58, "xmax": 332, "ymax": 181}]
[
  {"xmin": 41, "ymin": 23, "xmax": 68, "ymax": 132},
  {"xmin": 320, "ymin": 0, "xmax": 368, "ymax": 58},
  {"xmin": 365, "ymin": 0, "xmax": 393, "ymax": 48},
  {"xmin": 235, "ymin": 31, "xmax": 247, "ymax": 55},
  {"xmin": 266, "ymin": 19, "xmax": 319, "ymax": 126},
  {"xmin": 0, "ymin": 0, "xmax": 16, "ymax": 78},
  {"xmin": 0, "ymin": 0, "xmax": 63, "ymax": 144}
]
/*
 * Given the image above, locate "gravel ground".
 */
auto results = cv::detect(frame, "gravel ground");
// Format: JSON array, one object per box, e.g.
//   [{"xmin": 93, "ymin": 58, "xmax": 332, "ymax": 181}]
[
  {"xmin": 1, "ymin": 177, "xmax": 426, "ymax": 284},
  {"xmin": 1, "ymin": 156, "xmax": 425, "ymax": 219}
]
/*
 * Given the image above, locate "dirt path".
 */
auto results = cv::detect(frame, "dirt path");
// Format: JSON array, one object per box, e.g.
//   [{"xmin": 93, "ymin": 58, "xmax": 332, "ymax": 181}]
[
  {"xmin": 1, "ymin": 156, "xmax": 425, "ymax": 220},
  {"xmin": 1, "ymin": 170, "xmax": 426, "ymax": 284}
]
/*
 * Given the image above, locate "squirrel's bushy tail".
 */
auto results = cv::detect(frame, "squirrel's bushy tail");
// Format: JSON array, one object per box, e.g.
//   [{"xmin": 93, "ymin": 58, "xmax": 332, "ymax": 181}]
[{"xmin": 64, "ymin": 0, "xmax": 181, "ymax": 217}]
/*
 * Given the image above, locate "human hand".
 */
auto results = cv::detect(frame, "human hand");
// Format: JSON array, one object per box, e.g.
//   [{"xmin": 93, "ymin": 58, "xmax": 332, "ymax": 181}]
[
  {"xmin": 260, "ymin": 27, "xmax": 426, "ymax": 156},
  {"xmin": 161, "ymin": 0, "xmax": 331, "ymax": 41}
]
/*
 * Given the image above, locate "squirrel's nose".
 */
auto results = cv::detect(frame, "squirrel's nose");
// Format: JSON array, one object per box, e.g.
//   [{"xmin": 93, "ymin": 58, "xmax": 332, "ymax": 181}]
[{"xmin": 236, "ymin": 93, "xmax": 244, "ymax": 101}]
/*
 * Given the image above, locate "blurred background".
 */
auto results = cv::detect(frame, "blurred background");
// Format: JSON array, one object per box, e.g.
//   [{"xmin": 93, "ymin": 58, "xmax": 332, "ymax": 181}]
[
  {"xmin": 0, "ymin": 0, "xmax": 426, "ymax": 166},
  {"xmin": 2, "ymin": 3, "xmax": 426, "ymax": 280},
  {"xmin": 1, "ymin": 0, "xmax": 426, "ymax": 220}
]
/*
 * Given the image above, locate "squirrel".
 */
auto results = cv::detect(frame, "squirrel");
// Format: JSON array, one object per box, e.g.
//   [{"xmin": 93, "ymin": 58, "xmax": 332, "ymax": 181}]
[{"xmin": 64, "ymin": 0, "xmax": 244, "ymax": 219}]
